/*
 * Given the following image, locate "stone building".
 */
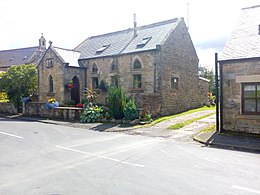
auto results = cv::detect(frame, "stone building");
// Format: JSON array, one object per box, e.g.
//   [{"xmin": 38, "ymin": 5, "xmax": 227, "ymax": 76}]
[
  {"xmin": 38, "ymin": 17, "xmax": 209, "ymax": 116},
  {"xmin": 219, "ymin": 5, "xmax": 260, "ymax": 134},
  {"xmin": 0, "ymin": 35, "xmax": 46, "ymax": 72},
  {"xmin": 37, "ymin": 43, "xmax": 85, "ymax": 104}
]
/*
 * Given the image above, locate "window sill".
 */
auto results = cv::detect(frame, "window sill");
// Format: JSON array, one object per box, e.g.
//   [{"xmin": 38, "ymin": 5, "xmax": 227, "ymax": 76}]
[
  {"xmin": 129, "ymin": 88, "xmax": 144, "ymax": 93},
  {"xmin": 236, "ymin": 114, "xmax": 260, "ymax": 120},
  {"xmin": 47, "ymin": 92, "xmax": 55, "ymax": 96}
]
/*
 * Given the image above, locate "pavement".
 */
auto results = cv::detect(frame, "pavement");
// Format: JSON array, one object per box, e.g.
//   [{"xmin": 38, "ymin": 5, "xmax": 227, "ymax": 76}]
[{"xmin": 1, "ymin": 111, "xmax": 260, "ymax": 153}]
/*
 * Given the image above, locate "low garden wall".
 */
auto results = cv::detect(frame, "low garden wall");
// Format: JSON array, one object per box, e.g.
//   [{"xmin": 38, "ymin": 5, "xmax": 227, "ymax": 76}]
[
  {"xmin": 25, "ymin": 102, "xmax": 84, "ymax": 121},
  {"xmin": 0, "ymin": 102, "xmax": 84, "ymax": 121},
  {"xmin": 0, "ymin": 102, "xmax": 18, "ymax": 114}
]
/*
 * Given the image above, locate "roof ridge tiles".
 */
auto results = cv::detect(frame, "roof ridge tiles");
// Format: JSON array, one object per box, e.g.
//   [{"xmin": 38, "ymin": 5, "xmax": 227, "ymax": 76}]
[
  {"xmin": 137, "ymin": 18, "xmax": 179, "ymax": 30},
  {"xmin": 89, "ymin": 17, "xmax": 179, "ymax": 39},
  {"xmin": 53, "ymin": 46, "xmax": 80, "ymax": 52},
  {"xmin": 0, "ymin": 46, "xmax": 38, "ymax": 52},
  {"xmin": 242, "ymin": 5, "xmax": 260, "ymax": 10}
]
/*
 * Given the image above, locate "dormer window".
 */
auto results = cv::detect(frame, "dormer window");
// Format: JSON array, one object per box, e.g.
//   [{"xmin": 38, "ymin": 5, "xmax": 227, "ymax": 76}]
[
  {"xmin": 136, "ymin": 37, "xmax": 152, "ymax": 48},
  {"xmin": 96, "ymin": 44, "xmax": 110, "ymax": 54}
]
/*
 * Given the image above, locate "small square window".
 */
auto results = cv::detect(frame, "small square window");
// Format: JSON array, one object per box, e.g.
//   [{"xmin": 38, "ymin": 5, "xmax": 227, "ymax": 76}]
[
  {"xmin": 171, "ymin": 77, "xmax": 179, "ymax": 90},
  {"xmin": 242, "ymin": 83, "xmax": 260, "ymax": 114}
]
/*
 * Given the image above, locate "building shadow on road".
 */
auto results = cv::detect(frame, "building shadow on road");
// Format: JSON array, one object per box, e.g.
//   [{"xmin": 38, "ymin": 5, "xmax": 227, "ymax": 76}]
[
  {"xmin": 200, "ymin": 132, "xmax": 260, "ymax": 154},
  {"xmin": 89, "ymin": 123, "xmax": 132, "ymax": 132}
]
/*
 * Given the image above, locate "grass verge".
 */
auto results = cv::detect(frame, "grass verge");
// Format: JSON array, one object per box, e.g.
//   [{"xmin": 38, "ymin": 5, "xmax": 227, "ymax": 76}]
[
  {"xmin": 200, "ymin": 124, "xmax": 216, "ymax": 133},
  {"xmin": 167, "ymin": 113, "xmax": 215, "ymax": 130},
  {"xmin": 134, "ymin": 106, "xmax": 215, "ymax": 129}
]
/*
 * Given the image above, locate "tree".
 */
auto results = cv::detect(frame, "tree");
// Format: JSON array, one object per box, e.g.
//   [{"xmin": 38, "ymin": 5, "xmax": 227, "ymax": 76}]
[
  {"xmin": 199, "ymin": 66, "xmax": 215, "ymax": 95},
  {"xmin": 0, "ymin": 64, "xmax": 37, "ymax": 109},
  {"xmin": 106, "ymin": 86, "xmax": 126, "ymax": 119}
]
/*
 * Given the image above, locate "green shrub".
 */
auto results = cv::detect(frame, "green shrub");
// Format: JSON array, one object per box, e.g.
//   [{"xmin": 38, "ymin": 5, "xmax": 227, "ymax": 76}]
[
  {"xmin": 80, "ymin": 105, "xmax": 104, "ymax": 123},
  {"xmin": 106, "ymin": 86, "xmax": 126, "ymax": 119},
  {"xmin": 124, "ymin": 98, "xmax": 139, "ymax": 121},
  {"xmin": 99, "ymin": 80, "xmax": 108, "ymax": 91},
  {"xmin": 140, "ymin": 110, "xmax": 153, "ymax": 122}
]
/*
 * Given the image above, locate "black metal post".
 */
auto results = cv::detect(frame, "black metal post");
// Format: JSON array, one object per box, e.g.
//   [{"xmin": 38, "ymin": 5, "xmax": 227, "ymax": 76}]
[
  {"xmin": 215, "ymin": 53, "xmax": 219, "ymax": 132},
  {"xmin": 219, "ymin": 61, "xmax": 224, "ymax": 132}
]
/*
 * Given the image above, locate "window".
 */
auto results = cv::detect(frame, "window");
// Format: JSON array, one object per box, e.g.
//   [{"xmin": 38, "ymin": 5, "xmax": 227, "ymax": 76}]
[
  {"xmin": 133, "ymin": 59, "xmax": 141, "ymax": 70},
  {"xmin": 111, "ymin": 76, "xmax": 119, "ymax": 87},
  {"xmin": 92, "ymin": 63, "xmax": 98, "ymax": 74},
  {"xmin": 136, "ymin": 37, "xmax": 152, "ymax": 48},
  {"xmin": 46, "ymin": 58, "xmax": 53, "ymax": 68},
  {"xmin": 133, "ymin": 74, "xmax": 142, "ymax": 89},
  {"xmin": 49, "ymin": 75, "xmax": 54, "ymax": 92},
  {"xmin": 111, "ymin": 62, "xmax": 118, "ymax": 72},
  {"xmin": 92, "ymin": 77, "xmax": 99, "ymax": 89},
  {"xmin": 96, "ymin": 44, "xmax": 110, "ymax": 54},
  {"xmin": 242, "ymin": 83, "xmax": 260, "ymax": 114},
  {"xmin": 171, "ymin": 77, "xmax": 179, "ymax": 90}
]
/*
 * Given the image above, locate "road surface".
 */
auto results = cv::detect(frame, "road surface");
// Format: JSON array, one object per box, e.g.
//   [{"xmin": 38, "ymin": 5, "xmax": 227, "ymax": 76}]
[{"xmin": 0, "ymin": 117, "xmax": 260, "ymax": 195}]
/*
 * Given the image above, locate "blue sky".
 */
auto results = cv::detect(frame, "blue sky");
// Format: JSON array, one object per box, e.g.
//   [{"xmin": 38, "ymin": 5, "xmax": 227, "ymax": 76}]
[{"xmin": 1, "ymin": 0, "xmax": 260, "ymax": 68}]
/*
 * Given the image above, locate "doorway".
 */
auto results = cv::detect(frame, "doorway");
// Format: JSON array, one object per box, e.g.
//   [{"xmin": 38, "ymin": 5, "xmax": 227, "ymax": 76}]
[{"xmin": 71, "ymin": 76, "xmax": 80, "ymax": 104}]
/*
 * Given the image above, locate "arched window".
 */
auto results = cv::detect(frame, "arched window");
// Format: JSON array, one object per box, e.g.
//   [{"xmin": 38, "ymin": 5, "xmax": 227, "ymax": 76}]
[
  {"xmin": 111, "ymin": 62, "xmax": 118, "ymax": 72},
  {"xmin": 49, "ymin": 75, "xmax": 54, "ymax": 92},
  {"xmin": 92, "ymin": 63, "xmax": 98, "ymax": 73},
  {"xmin": 133, "ymin": 59, "xmax": 141, "ymax": 69}
]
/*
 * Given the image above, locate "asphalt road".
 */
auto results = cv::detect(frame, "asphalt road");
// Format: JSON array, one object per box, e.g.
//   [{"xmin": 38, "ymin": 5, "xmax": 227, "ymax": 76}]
[{"xmin": 0, "ymin": 117, "xmax": 260, "ymax": 195}]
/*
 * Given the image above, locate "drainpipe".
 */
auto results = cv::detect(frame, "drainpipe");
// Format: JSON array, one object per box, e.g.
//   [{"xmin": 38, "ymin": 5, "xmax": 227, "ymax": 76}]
[
  {"xmin": 215, "ymin": 53, "xmax": 220, "ymax": 132},
  {"xmin": 219, "ymin": 60, "xmax": 224, "ymax": 132}
]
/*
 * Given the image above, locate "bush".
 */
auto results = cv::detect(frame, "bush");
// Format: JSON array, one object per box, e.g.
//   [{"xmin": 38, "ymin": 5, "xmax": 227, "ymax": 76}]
[
  {"xmin": 140, "ymin": 110, "xmax": 153, "ymax": 122},
  {"xmin": 106, "ymin": 86, "xmax": 126, "ymax": 119},
  {"xmin": 124, "ymin": 98, "xmax": 139, "ymax": 121},
  {"xmin": 99, "ymin": 80, "xmax": 108, "ymax": 91},
  {"xmin": 80, "ymin": 105, "xmax": 104, "ymax": 123}
]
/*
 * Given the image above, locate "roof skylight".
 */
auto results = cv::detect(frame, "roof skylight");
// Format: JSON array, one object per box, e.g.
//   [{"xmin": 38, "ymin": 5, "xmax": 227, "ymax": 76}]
[
  {"xmin": 136, "ymin": 37, "xmax": 152, "ymax": 48},
  {"xmin": 96, "ymin": 44, "xmax": 110, "ymax": 54}
]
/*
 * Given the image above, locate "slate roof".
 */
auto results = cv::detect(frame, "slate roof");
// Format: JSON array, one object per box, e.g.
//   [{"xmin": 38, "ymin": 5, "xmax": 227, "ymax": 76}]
[
  {"xmin": 220, "ymin": 5, "xmax": 260, "ymax": 61},
  {"xmin": 53, "ymin": 47, "xmax": 81, "ymax": 67},
  {"xmin": 75, "ymin": 18, "xmax": 180, "ymax": 60},
  {"xmin": 0, "ymin": 47, "xmax": 39, "ymax": 67}
]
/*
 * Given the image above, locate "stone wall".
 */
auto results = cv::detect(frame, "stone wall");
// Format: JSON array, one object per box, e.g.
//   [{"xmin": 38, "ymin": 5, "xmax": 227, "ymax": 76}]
[
  {"xmin": 82, "ymin": 51, "xmax": 155, "ymax": 94},
  {"xmin": 159, "ymin": 19, "xmax": 206, "ymax": 115},
  {"xmin": 38, "ymin": 48, "xmax": 65, "ymax": 103},
  {"xmin": 25, "ymin": 102, "xmax": 83, "ymax": 121},
  {"xmin": 221, "ymin": 58, "xmax": 260, "ymax": 134},
  {"xmin": 131, "ymin": 93, "xmax": 162, "ymax": 117},
  {"xmin": 0, "ymin": 102, "xmax": 18, "ymax": 114},
  {"xmin": 38, "ymin": 47, "xmax": 86, "ymax": 105},
  {"xmin": 0, "ymin": 102, "xmax": 83, "ymax": 121}
]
